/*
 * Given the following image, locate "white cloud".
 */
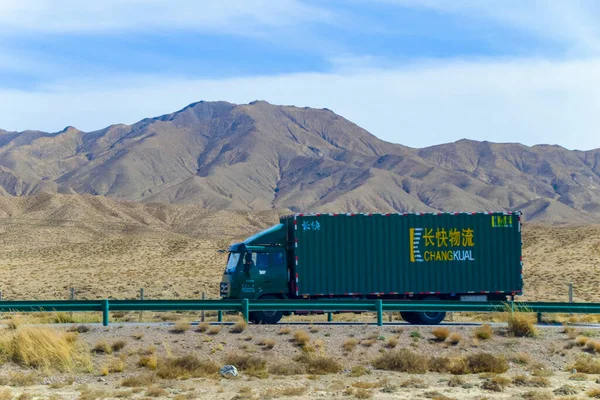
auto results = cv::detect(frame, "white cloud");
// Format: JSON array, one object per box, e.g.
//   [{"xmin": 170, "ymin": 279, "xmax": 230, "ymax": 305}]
[
  {"xmin": 0, "ymin": 0, "xmax": 330, "ymax": 35},
  {"xmin": 2, "ymin": 58, "xmax": 600, "ymax": 151}
]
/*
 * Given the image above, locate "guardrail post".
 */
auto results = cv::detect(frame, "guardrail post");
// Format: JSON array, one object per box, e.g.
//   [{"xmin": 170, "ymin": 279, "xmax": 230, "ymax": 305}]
[
  {"xmin": 201, "ymin": 292, "xmax": 205, "ymax": 322},
  {"xmin": 0, "ymin": 290, "xmax": 2, "ymax": 301},
  {"xmin": 139, "ymin": 288, "xmax": 144, "ymax": 323},
  {"xmin": 218, "ymin": 310, "xmax": 222, "ymax": 322},
  {"xmin": 569, "ymin": 283, "xmax": 573, "ymax": 303},
  {"xmin": 537, "ymin": 312, "xmax": 542, "ymax": 324},
  {"xmin": 327, "ymin": 312, "xmax": 332, "ymax": 322},
  {"xmin": 102, "ymin": 299, "xmax": 109, "ymax": 327},
  {"xmin": 242, "ymin": 298, "xmax": 249, "ymax": 322},
  {"xmin": 376, "ymin": 299, "xmax": 383, "ymax": 326}
]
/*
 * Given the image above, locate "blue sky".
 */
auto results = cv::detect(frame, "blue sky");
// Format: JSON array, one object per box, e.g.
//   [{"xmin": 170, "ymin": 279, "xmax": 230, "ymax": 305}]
[{"xmin": 1, "ymin": 0, "xmax": 600, "ymax": 150}]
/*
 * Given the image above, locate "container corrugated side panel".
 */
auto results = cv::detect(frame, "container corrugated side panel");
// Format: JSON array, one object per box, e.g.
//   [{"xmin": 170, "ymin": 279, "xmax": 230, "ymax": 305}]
[{"xmin": 290, "ymin": 213, "xmax": 521, "ymax": 296}]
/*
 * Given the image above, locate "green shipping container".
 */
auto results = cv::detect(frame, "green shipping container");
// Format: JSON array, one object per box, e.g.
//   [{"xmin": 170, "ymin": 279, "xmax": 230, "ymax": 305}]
[{"xmin": 283, "ymin": 212, "xmax": 522, "ymax": 297}]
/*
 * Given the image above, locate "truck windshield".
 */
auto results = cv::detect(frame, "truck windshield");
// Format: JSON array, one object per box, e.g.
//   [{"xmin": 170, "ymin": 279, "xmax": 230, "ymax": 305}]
[{"xmin": 225, "ymin": 253, "xmax": 240, "ymax": 275}]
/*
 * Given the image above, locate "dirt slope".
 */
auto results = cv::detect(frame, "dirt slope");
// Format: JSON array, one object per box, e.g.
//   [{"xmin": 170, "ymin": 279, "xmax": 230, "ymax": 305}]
[{"xmin": 0, "ymin": 194, "xmax": 597, "ymax": 301}]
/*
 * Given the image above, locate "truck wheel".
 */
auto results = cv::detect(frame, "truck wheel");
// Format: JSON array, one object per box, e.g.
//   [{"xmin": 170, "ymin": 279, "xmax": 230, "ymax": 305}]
[
  {"xmin": 249, "ymin": 295, "xmax": 283, "ymax": 324},
  {"xmin": 400, "ymin": 312, "xmax": 419, "ymax": 324},
  {"xmin": 416, "ymin": 310, "xmax": 446, "ymax": 325},
  {"xmin": 415, "ymin": 296, "xmax": 446, "ymax": 325}
]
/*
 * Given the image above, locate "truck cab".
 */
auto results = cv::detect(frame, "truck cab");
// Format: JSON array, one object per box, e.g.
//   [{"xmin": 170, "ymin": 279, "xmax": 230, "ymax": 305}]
[{"xmin": 220, "ymin": 223, "xmax": 289, "ymax": 323}]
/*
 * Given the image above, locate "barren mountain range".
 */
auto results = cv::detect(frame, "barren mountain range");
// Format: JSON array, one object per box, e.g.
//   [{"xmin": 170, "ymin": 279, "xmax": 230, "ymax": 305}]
[{"xmin": 1, "ymin": 100, "xmax": 599, "ymax": 223}]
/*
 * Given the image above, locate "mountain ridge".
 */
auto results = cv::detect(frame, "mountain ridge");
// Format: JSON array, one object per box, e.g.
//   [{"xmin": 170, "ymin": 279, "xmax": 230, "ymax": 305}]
[{"xmin": 1, "ymin": 100, "xmax": 599, "ymax": 224}]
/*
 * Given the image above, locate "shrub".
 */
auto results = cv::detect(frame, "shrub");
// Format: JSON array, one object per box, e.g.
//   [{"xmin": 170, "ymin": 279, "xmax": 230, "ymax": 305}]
[
  {"xmin": 230, "ymin": 319, "xmax": 248, "ymax": 334},
  {"xmin": 268, "ymin": 362, "xmax": 306, "ymax": 375},
  {"xmin": 293, "ymin": 330, "xmax": 310, "ymax": 347},
  {"xmin": 447, "ymin": 375, "xmax": 465, "ymax": 387},
  {"xmin": 156, "ymin": 355, "xmax": 219, "ymax": 379},
  {"xmin": 294, "ymin": 352, "xmax": 342, "ymax": 375},
  {"xmin": 278, "ymin": 327, "xmax": 291, "ymax": 335},
  {"xmin": 170, "ymin": 322, "xmax": 191, "ymax": 334},
  {"xmin": 92, "ymin": 340, "xmax": 112, "ymax": 354},
  {"xmin": 111, "ymin": 340, "xmax": 127, "ymax": 352},
  {"xmin": 196, "ymin": 322, "xmax": 209, "ymax": 333},
  {"xmin": 506, "ymin": 310, "xmax": 537, "ymax": 337},
  {"xmin": 309, "ymin": 324, "xmax": 320, "ymax": 333},
  {"xmin": 400, "ymin": 377, "xmax": 427, "ymax": 388},
  {"xmin": 224, "ymin": 352, "xmax": 267, "ymax": 376},
  {"xmin": 432, "ymin": 327, "xmax": 450, "ymax": 342},
  {"xmin": 464, "ymin": 353, "xmax": 508, "ymax": 374},
  {"xmin": 386, "ymin": 337, "xmax": 399, "ymax": 348},
  {"xmin": 428, "ymin": 356, "xmax": 451, "ymax": 373},
  {"xmin": 207, "ymin": 325, "xmax": 222, "ymax": 335},
  {"xmin": 107, "ymin": 357, "xmax": 125, "ymax": 373},
  {"xmin": 585, "ymin": 341, "xmax": 600, "ymax": 353},
  {"xmin": 482, "ymin": 376, "xmax": 510, "ymax": 392},
  {"xmin": 68, "ymin": 325, "xmax": 90, "ymax": 334},
  {"xmin": 573, "ymin": 356, "xmax": 600, "ymax": 374},
  {"xmin": 410, "ymin": 331, "xmax": 422, "ymax": 339},
  {"xmin": 350, "ymin": 365, "xmax": 370, "ymax": 377},
  {"xmin": 474, "ymin": 324, "xmax": 493, "ymax": 340},
  {"xmin": 588, "ymin": 388, "xmax": 600, "ymax": 398},
  {"xmin": 372, "ymin": 349, "xmax": 428, "ymax": 373},
  {"xmin": 121, "ymin": 374, "xmax": 156, "ymax": 387},
  {"xmin": 256, "ymin": 338, "xmax": 276, "ymax": 349},
  {"xmin": 343, "ymin": 338, "xmax": 359, "ymax": 351},
  {"xmin": 509, "ymin": 352, "xmax": 531, "ymax": 365},
  {"xmin": 576, "ymin": 336, "xmax": 589, "ymax": 346},
  {"xmin": 138, "ymin": 354, "xmax": 158, "ymax": 370},
  {"xmin": 0, "ymin": 327, "xmax": 92, "ymax": 372},
  {"xmin": 447, "ymin": 333, "xmax": 462, "ymax": 345}
]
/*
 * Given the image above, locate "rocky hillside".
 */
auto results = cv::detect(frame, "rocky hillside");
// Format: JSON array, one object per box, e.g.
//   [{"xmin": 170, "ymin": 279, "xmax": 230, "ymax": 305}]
[{"xmin": 1, "ymin": 101, "xmax": 599, "ymax": 223}]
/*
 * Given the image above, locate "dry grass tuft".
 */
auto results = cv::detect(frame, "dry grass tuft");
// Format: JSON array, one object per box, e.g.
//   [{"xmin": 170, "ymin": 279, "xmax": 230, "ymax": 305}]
[
  {"xmin": 505, "ymin": 309, "xmax": 537, "ymax": 337},
  {"xmin": 156, "ymin": 355, "xmax": 219, "ymax": 379},
  {"xmin": 447, "ymin": 333, "xmax": 462, "ymax": 345},
  {"xmin": 295, "ymin": 353, "xmax": 343, "ymax": 375},
  {"xmin": 224, "ymin": 352, "xmax": 267, "ymax": 377},
  {"xmin": 0, "ymin": 327, "xmax": 91, "ymax": 372},
  {"xmin": 230, "ymin": 319, "xmax": 248, "ymax": 334},
  {"xmin": 146, "ymin": 386, "xmax": 168, "ymax": 398},
  {"xmin": 111, "ymin": 340, "xmax": 127, "ymax": 352},
  {"xmin": 588, "ymin": 388, "xmax": 600, "ymax": 398},
  {"xmin": 278, "ymin": 327, "xmax": 291, "ymax": 335},
  {"xmin": 170, "ymin": 322, "xmax": 191, "ymax": 334},
  {"xmin": 372, "ymin": 349, "xmax": 428, "ymax": 373},
  {"xmin": 474, "ymin": 324, "xmax": 493, "ymax": 340},
  {"xmin": 386, "ymin": 337, "xmax": 399, "ymax": 349},
  {"xmin": 257, "ymin": 338, "xmax": 276, "ymax": 349},
  {"xmin": 92, "ymin": 340, "xmax": 112, "ymax": 354},
  {"xmin": 121, "ymin": 374, "xmax": 156, "ymax": 387},
  {"xmin": 573, "ymin": 356, "xmax": 600, "ymax": 374},
  {"xmin": 207, "ymin": 325, "xmax": 222, "ymax": 335},
  {"xmin": 432, "ymin": 327, "xmax": 450, "ymax": 342},
  {"xmin": 196, "ymin": 322, "xmax": 210, "ymax": 333},
  {"xmin": 268, "ymin": 362, "xmax": 306, "ymax": 375},
  {"xmin": 293, "ymin": 330, "xmax": 311, "ymax": 347},
  {"xmin": 576, "ymin": 336, "xmax": 589, "ymax": 346},
  {"xmin": 343, "ymin": 338, "xmax": 359, "ymax": 351},
  {"xmin": 138, "ymin": 354, "xmax": 158, "ymax": 370},
  {"xmin": 481, "ymin": 376, "xmax": 511, "ymax": 392}
]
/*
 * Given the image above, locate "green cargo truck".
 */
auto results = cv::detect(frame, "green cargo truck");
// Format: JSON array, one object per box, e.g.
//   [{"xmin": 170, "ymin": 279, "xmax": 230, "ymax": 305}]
[{"xmin": 220, "ymin": 212, "xmax": 523, "ymax": 324}]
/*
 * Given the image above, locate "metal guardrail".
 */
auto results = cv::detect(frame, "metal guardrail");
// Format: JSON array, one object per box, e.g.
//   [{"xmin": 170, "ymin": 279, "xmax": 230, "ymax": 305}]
[{"xmin": 1, "ymin": 299, "xmax": 600, "ymax": 326}]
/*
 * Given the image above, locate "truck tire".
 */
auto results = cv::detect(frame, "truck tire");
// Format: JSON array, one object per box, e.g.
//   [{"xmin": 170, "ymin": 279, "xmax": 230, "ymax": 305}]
[
  {"xmin": 249, "ymin": 295, "xmax": 283, "ymax": 324},
  {"xmin": 416, "ymin": 310, "xmax": 446, "ymax": 325},
  {"xmin": 415, "ymin": 296, "xmax": 446, "ymax": 325},
  {"xmin": 400, "ymin": 312, "xmax": 419, "ymax": 324}
]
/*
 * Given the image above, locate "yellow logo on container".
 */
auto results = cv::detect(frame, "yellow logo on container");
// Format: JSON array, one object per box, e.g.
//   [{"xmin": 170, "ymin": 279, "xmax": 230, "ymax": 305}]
[{"xmin": 410, "ymin": 227, "xmax": 475, "ymax": 263}]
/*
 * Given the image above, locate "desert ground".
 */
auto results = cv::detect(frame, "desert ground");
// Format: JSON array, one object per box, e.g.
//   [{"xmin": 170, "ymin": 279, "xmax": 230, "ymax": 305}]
[{"xmin": 3, "ymin": 318, "xmax": 600, "ymax": 399}]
